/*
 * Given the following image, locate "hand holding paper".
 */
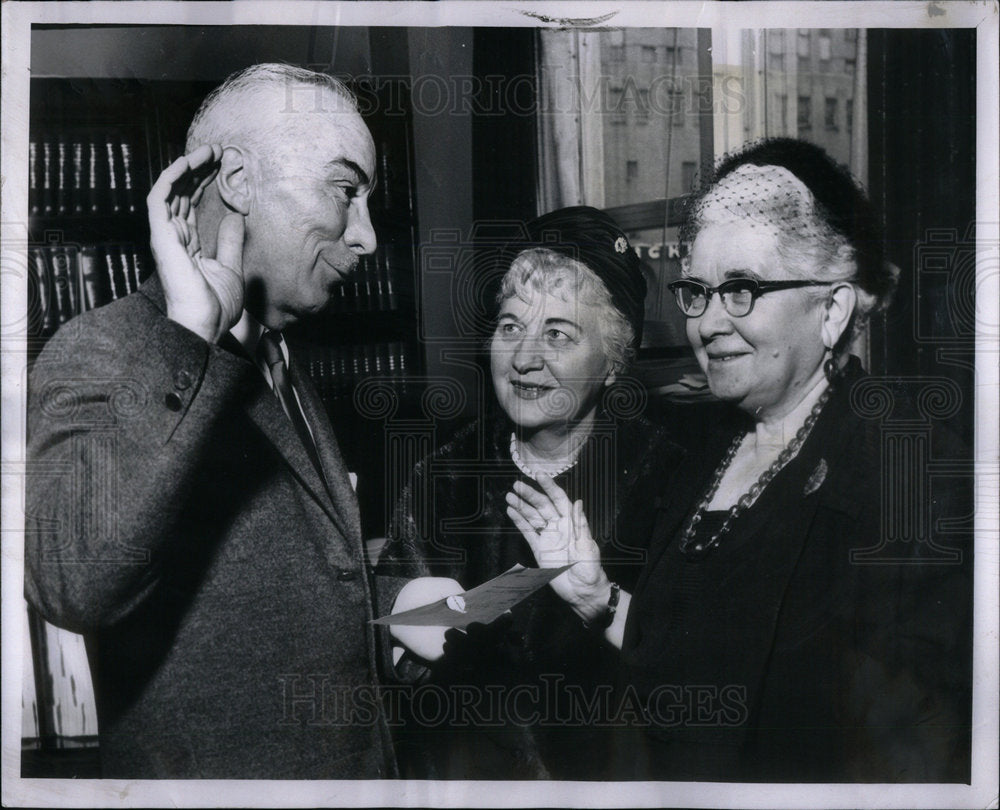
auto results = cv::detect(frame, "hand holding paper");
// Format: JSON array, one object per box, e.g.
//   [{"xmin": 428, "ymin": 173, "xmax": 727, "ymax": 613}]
[{"xmin": 373, "ymin": 564, "xmax": 573, "ymax": 631}]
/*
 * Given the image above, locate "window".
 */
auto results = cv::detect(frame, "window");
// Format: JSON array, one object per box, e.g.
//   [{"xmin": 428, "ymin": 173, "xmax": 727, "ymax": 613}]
[
  {"xmin": 610, "ymin": 86, "xmax": 625, "ymax": 125},
  {"xmin": 797, "ymin": 30, "xmax": 811, "ymax": 57},
  {"xmin": 846, "ymin": 101, "xmax": 853, "ymax": 134},
  {"xmin": 845, "ymin": 28, "xmax": 858, "ymax": 42},
  {"xmin": 682, "ymin": 161, "xmax": 697, "ymax": 191},
  {"xmin": 637, "ymin": 88, "xmax": 650, "ymax": 124},
  {"xmin": 626, "ymin": 159, "xmax": 638, "ymax": 182},
  {"xmin": 825, "ymin": 97, "xmax": 838, "ymax": 130},
  {"xmin": 778, "ymin": 93, "xmax": 789, "ymax": 132},
  {"xmin": 609, "ymin": 44, "xmax": 625, "ymax": 62},
  {"xmin": 845, "ymin": 58, "xmax": 856, "ymax": 76},
  {"xmin": 819, "ymin": 36, "xmax": 831, "ymax": 67},
  {"xmin": 768, "ymin": 52, "xmax": 785, "ymax": 71},
  {"xmin": 798, "ymin": 95, "xmax": 812, "ymax": 132},
  {"xmin": 641, "ymin": 45, "xmax": 656, "ymax": 63}
]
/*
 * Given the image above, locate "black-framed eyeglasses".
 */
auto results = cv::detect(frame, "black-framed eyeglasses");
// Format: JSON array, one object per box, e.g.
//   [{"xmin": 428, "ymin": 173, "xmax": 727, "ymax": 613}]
[{"xmin": 667, "ymin": 278, "xmax": 835, "ymax": 318}]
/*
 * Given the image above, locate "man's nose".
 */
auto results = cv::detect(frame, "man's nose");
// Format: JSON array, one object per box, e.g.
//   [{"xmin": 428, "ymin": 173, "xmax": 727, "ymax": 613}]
[{"xmin": 346, "ymin": 200, "xmax": 377, "ymax": 256}]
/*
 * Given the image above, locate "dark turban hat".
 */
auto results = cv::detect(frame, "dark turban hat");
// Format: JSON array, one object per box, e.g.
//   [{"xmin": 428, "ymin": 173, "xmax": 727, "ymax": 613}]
[{"xmin": 497, "ymin": 206, "xmax": 647, "ymax": 349}]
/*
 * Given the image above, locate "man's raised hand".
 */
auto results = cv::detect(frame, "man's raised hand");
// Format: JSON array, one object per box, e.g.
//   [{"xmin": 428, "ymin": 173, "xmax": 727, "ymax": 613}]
[{"xmin": 147, "ymin": 144, "xmax": 245, "ymax": 343}]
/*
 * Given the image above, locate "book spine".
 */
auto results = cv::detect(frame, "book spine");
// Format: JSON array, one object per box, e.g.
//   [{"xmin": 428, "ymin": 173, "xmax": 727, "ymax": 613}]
[
  {"xmin": 56, "ymin": 139, "xmax": 69, "ymax": 215},
  {"xmin": 71, "ymin": 141, "xmax": 85, "ymax": 214},
  {"xmin": 103, "ymin": 247, "xmax": 122, "ymax": 301},
  {"xmin": 49, "ymin": 246, "xmax": 75, "ymax": 324},
  {"xmin": 87, "ymin": 138, "xmax": 100, "ymax": 214},
  {"xmin": 79, "ymin": 246, "xmax": 102, "ymax": 311},
  {"xmin": 29, "ymin": 247, "xmax": 53, "ymax": 336},
  {"xmin": 119, "ymin": 142, "xmax": 136, "ymax": 214},
  {"xmin": 41, "ymin": 142, "xmax": 54, "ymax": 216},
  {"xmin": 29, "ymin": 142, "xmax": 39, "ymax": 216},
  {"xmin": 105, "ymin": 136, "xmax": 121, "ymax": 215}
]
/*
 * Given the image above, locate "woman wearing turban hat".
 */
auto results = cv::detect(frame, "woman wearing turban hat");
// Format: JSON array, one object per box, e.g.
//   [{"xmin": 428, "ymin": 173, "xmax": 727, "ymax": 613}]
[{"xmin": 375, "ymin": 206, "xmax": 684, "ymax": 779}]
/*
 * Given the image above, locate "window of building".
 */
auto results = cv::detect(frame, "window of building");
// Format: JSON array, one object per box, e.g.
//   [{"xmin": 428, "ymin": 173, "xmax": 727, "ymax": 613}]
[
  {"xmin": 845, "ymin": 57, "xmax": 856, "ymax": 76},
  {"xmin": 609, "ymin": 44, "xmax": 625, "ymax": 62},
  {"xmin": 797, "ymin": 30, "xmax": 811, "ymax": 57},
  {"xmin": 846, "ymin": 100, "xmax": 853, "ymax": 134},
  {"xmin": 768, "ymin": 51, "xmax": 785, "ymax": 72},
  {"xmin": 798, "ymin": 95, "xmax": 812, "ymax": 132},
  {"xmin": 641, "ymin": 45, "xmax": 657, "ymax": 63},
  {"xmin": 626, "ymin": 159, "xmax": 639, "ymax": 182},
  {"xmin": 682, "ymin": 161, "xmax": 697, "ymax": 191},
  {"xmin": 825, "ymin": 97, "xmax": 838, "ymax": 130},
  {"xmin": 610, "ymin": 86, "xmax": 625, "ymax": 125},
  {"xmin": 779, "ymin": 94, "xmax": 789, "ymax": 132},
  {"xmin": 637, "ymin": 88, "xmax": 650, "ymax": 124}
]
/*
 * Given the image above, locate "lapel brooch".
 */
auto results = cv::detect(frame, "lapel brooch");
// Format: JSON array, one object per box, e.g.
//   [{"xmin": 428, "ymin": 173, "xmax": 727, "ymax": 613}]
[{"xmin": 803, "ymin": 458, "xmax": 828, "ymax": 497}]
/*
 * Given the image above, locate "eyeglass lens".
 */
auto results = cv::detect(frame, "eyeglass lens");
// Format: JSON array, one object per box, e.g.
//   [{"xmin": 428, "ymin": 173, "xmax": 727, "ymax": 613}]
[{"xmin": 674, "ymin": 280, "xmax": 757, "ymax": 317}]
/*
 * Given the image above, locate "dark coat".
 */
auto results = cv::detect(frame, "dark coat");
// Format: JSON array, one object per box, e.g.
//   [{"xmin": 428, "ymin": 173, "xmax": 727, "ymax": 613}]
[
  {"xmin": 24, "ymin": 277, "xmax": 396, "ymax": 779},
  {"xmin": 616, "ymin": 360, "xmax": 973, "ymax": 782},
  {"xmin": 376, "ymin": 411, "xmax": 685, "ymax": 779}
]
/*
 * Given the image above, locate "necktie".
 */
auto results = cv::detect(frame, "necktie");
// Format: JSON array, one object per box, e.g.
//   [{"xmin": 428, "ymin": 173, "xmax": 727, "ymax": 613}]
[{"xmin": 257, "ymin": 330, "xmax": 326, "ymax": 484}]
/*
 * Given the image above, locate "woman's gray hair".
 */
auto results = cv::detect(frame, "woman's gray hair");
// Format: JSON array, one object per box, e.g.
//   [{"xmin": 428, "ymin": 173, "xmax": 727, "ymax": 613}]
[
  {"xmin": 186, "ymin": 63, "xmax": 358, "ymax": 163},
  {"xmin": 497, "ymin": 248, "xmax": 635, "ymax": 373},
  {"xmin": 682, "ymin": 139, "xmax": 897, "ymax": 355}
]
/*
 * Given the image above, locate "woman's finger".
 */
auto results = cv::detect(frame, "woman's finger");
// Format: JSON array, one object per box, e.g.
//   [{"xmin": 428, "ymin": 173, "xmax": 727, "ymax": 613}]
[
  {"xmin": 506, "ymin": 506, "xmax": 542, "ymax": 555},
  {"xmin": 505, "ymin": 491, "xmax": 547, "ymax": 530},
  {"xmin": 534, "ymin": 473, "xmax": 575, "ymax": 516},
  {"xmin": 571, "ymin": 500, "xmax": 598, "ymax": 559},
  {"xmin": 511, "ymin": 480, "xmax": 561, "ymax": 520}
]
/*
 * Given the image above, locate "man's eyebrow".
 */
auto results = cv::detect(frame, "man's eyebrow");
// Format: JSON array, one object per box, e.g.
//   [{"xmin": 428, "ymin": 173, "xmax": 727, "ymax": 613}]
[{"xmin": 326, "ymin": 158, "xmax": 371, "ymax": 186}]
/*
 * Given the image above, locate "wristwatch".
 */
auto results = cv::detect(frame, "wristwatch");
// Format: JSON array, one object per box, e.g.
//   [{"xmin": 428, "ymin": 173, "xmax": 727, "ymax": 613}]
[{"xmin": 583, "ymin": 581, "xmax": 620, "ymax": 630}]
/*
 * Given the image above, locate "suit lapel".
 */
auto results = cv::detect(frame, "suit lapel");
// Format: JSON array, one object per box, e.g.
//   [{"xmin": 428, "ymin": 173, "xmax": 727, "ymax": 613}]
[
  {"xmin": 288, "ymin": 352, "xmax": 362, "ymax": 544},
  {"xmin": 139, "ymin": 276, "xmax": 359, "ymax": 542}
]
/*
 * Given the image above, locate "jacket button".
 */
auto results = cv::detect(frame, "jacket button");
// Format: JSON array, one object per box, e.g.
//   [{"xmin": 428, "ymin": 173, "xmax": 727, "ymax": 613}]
[
  {"xmin": 165, "ymin": 392, "xmax": 183, "ymax": 411},
  {"xmin": 173, "ymin": 370, "xmax": 194, "ymax": 390},
  {"xmin": 336, "ymin": 568, "xmax": 358, "ymax": 582}
]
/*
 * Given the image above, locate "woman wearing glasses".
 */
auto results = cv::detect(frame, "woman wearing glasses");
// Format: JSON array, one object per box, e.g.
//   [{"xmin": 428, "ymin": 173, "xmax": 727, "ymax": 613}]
[{"xmin": 507, "ymin": 139, "xmax": 971, "ymax": 781}]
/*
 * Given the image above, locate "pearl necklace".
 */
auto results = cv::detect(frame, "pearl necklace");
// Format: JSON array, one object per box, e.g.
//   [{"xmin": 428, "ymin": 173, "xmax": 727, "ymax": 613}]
[
  {"xmin": 679, "ymin": 387, "xmax": 830, "ymax": 555},
  {"xmin": 509, "ymin": 432, "xmax": 584, "ymax": 480}
]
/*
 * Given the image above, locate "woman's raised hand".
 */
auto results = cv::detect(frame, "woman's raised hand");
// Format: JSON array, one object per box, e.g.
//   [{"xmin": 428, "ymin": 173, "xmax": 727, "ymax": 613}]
[
  {"xmin": 147, "ymin": 143, "xmax": 245, "ymax": 343},
  {"xmin": 505, "ymin": 475, "xmax": 611, "ymax": 617}
]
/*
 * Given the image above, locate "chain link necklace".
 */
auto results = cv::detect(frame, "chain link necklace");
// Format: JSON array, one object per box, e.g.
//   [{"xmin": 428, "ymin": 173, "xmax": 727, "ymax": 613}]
[
  {"xmin": 509, "ymin": 432, "xmax": 584, "ymax": 480},
  {"xmin": 679, "ymin": 387, "xmax": 831, "ymax": 555}
]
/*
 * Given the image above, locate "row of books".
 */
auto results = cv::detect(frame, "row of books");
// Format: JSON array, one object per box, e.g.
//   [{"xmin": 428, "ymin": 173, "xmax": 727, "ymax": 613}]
[
  {"xmin": 29, "ymin": 134, "xmax": 139, "ymax": 218},
  {"xmin": 330, "ymin": 248, "xmax": 409, "ymax": 312},
  {"xmin": 23, "ymin": 603, "xmax": 97, "ymax": 741},
  {"xmin": 299, "ymin": 341, "xmax": 413, "ymax": 401},
  {"xmin": 29, "ymin": 243, "xmax": 148, "ymax": 336}
]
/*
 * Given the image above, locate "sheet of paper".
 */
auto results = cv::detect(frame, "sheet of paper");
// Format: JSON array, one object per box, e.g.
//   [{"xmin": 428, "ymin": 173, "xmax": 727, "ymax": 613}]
[{"xmin": 371, "ymin": 563, "xmax": 573, "ymax": 629}]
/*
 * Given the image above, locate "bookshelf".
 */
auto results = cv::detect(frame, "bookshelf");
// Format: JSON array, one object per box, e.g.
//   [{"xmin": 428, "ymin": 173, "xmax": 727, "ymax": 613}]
[{"xmin": 24, "ymin": 71, "xmax": 424, "ymax": 767}]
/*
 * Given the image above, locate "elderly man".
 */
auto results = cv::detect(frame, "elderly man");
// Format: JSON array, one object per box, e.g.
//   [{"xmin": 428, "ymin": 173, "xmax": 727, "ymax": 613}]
[{"xmin": 24, "ymin": 64, "xmax": 396, "ymax": 779}]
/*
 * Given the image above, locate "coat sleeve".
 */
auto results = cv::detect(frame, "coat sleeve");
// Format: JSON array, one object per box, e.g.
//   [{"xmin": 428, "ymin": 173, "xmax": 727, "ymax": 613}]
[
  {"xmin": 24, "ymin": 298, "xmax": 254, "ymax": 631},
  {"xmin": 371, "ymin": 458, "xmax": 437, "ymax": 683}
]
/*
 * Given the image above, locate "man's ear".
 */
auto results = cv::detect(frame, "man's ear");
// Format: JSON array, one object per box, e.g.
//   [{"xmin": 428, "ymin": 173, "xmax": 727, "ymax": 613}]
[
  {"xmin": 821, "ymin": 282, "xmax": 857, "ymax": 349},
  {"xmin": 216, "ymin": 146, "xmax": 252, "ymax": 215}
]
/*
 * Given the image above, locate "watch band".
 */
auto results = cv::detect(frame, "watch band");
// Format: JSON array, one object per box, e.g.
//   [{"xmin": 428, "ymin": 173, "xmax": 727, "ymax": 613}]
[{"xmin": 583, "ymin": 581, "xmax": 620, "ymax": 630}]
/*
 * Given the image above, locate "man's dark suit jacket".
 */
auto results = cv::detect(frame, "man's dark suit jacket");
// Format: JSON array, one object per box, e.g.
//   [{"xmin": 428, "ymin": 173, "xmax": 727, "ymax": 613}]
[{"xmin": 24, "ymin": 277, "xmax": 396, "ymax": 779}]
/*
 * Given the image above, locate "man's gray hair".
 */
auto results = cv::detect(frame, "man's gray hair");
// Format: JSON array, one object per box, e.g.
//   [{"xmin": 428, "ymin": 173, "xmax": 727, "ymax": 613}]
[{"xmin": 186, "ymin": 63, "xmax": 358, "ymax": 156}]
